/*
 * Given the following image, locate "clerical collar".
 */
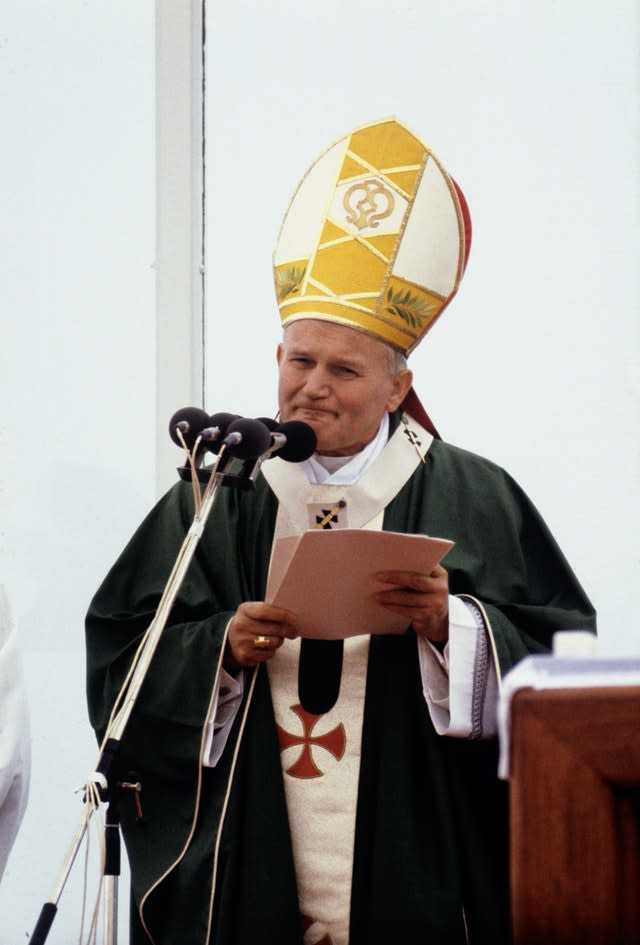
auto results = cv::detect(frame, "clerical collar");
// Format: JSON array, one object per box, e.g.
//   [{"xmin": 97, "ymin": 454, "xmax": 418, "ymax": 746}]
[
  {"xmin": 301, "ymin": 413, "xmax": 390, "ymax": 485},
  {"xmin": 312, "ymin": 453, "xmax": 352, "ymax": 475}
]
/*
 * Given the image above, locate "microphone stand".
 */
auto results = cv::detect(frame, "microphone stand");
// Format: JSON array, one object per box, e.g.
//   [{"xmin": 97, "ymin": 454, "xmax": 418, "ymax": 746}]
[{"xmin": 28, "ymin": 441, "xmax": 265, "ymax": 945}]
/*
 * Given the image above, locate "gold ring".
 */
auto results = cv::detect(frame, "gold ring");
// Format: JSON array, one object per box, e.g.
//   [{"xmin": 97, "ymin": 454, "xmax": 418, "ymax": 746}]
[{"xmin": 254, "ymin": 635, "xmax": 272, "ymax": 650}]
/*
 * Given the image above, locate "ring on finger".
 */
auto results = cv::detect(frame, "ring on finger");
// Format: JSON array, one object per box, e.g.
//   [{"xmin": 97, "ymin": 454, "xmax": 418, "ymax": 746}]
[{"xmin": 254, "ymin": 635, "xmax": 272, "ymax": 650}]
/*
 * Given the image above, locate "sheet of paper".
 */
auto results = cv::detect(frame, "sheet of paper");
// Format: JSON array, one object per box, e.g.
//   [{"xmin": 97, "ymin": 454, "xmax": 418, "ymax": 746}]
[{"xmin": 267, "ymin": 529, "xmax": 454, "ymax": 639}]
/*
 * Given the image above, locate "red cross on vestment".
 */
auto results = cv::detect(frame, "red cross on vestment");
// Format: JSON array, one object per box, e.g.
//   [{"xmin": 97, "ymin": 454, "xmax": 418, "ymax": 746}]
[{"xmin": 276, "ymin": 703, "xmax": 346, "ymax": 779}]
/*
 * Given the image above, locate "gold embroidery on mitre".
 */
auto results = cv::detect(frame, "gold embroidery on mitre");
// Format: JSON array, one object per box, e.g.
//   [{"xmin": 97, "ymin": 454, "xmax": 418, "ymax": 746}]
[
  {"xmin": 317, "ymin": 222, "xmax": 396, "ymax": 267},
  {"xmin": 349, "ymin": 123, "xmax": 425, "ymax": 174},
  {"xmin": 342, "ymin": 178, "xmax": 396, "ymax": 231},
  {"xmin": 311, "ymin": 236, "xmax": 389, "ymax": 299},
  {"xmin": 276, "ymin": 261, "xmax": 307, "ymax": 302},
  {"xmin": 280, "ymin": 303, "xmax": 418, "ymax": 351},
  {"xmin": 381, "ymin": 275, "xmax": 445, "ymax": 344},
  {"xmin": 339, "ymin": 155, "xmax": 421, "ymax": 203},
  {"xmin": 319, "ymin": 219, "xmax": 348, "ymax": 244},
  {"xmin": 357, "ymin": 232, "xmax": 396, "ymax": 263},
  {"xmin": 385, "ymin": 283, "xmax": 440, "ymax": 331},
  {"xmin": 273, "ymin": 119, "xmax": 467, "ymax": 354}
]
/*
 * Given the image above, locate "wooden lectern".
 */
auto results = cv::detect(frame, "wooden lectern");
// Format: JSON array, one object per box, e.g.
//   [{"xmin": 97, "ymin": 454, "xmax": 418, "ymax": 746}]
[{"xmin": 509, "ymin": 685, "xmax": 640, "ymax": 945}]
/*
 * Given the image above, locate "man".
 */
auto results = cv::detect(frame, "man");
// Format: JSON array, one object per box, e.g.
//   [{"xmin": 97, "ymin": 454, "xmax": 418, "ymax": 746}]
[{"xmin": 86, "ymin": 119, "xmax": 595, "ymax": 945}]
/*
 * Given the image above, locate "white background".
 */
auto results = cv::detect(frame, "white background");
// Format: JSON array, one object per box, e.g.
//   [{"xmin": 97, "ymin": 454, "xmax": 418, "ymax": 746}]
[
  {"xmin": 1, "ymin": 1, "xmax": 638, "ymax": 942},
  {"xmin": 1, "ymin": 3, "xmax": 154, "ymax": 941}
]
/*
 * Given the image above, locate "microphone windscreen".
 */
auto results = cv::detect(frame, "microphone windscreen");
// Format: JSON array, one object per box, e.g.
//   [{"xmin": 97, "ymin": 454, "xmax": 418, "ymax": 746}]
[
  {"xmin": 275, "ymin": 421, "xmax": 317, "ymax": 462},
  {"xmin": 204, "ymin": 412, "xmax": 240, "ymax": 452},
  {"xmin": 168, "ymin": 407, "xmax": 210, "ymax": 449},
  {"xmin": 255, "ymin": 416, "xmax": 279, "ymax": 431},
  {"xmin": 224, "ymin": 418, "xmax": 272, "ymax": 460}
]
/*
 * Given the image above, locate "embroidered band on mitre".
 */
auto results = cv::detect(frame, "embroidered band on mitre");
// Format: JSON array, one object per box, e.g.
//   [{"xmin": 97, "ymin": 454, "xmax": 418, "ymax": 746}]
[{"xmin": 273, "ymin": 117, "xmax": 472, "ymax": 357}]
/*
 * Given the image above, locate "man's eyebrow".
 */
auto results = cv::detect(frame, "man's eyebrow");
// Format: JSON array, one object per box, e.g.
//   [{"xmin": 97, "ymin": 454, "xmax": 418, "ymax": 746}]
[
  {"xmin": 330, "ymin": 351, "xmax": 369, "ymax": 368},
  {"xmin": 284, "ymin": 346, "xmax": 366, "ymax": 370},
  {"xmin": 285, "ymin": 346, "xmax": 312, "ymax": 357}
]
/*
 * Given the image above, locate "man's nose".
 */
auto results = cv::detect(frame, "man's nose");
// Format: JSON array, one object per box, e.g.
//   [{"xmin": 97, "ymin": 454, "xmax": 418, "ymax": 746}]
[{"xmin": 304, "ymin": 367, "xmax": 331, "ymax": 397}]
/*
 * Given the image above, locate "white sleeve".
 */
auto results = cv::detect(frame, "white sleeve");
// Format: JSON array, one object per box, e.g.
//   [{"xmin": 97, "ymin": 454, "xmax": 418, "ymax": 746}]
[
  {"xmin": 0, "ymin": 587, "xmax": 31, "ymax": 881},
  {"xmin": 201, "ymin": 667, "xmax": 245, "ymax": 767},
  {"xmin": 417, "ymin": 595, "xmax": 498, "ymax": 739}
]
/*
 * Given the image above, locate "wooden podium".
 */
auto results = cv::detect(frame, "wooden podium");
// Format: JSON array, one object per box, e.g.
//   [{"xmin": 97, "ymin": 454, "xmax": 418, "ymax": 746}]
[{"xmin": 509, "ymin": 684, "xmax": 640, "ymax": 945}]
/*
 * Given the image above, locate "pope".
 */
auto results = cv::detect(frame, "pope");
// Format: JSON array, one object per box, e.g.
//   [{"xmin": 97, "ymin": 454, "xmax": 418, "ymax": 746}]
[{"xmin": 86, "ymin": 118, "xmax": 596, "ymax": 945}]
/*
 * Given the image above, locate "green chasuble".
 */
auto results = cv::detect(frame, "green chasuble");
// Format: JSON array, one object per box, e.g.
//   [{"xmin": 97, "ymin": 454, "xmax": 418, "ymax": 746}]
[{"xmin": 85, "ymin": 420, "xmax": 595, "ymax": 945}]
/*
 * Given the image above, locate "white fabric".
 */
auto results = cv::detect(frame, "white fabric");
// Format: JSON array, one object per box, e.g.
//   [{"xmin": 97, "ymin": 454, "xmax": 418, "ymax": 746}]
[
  {"xmin": 202, "ymin": 667, "xmax": 244, "ymax": 767},
  {"xmin": 418, "ymin": 595, "xmax": 498, "ymax": 738},
  {"xmin": 274, "ymin": 137, "xmax": 348, "ymax": 265},
  {"xmin": 269, "ymin": 635, "xmax": 369, "ymax": 945},
  {"xmin": 263, "ymin": 424, "xmax": 398, "ymax": 945},
  {"xmin": 302, "ymin": 413, "xmax": 389, "ymax": 484},
  {"xmin": 395, "ymin": 155, "xmax": 461, "ymax": 294},
  {"xmin": 0, "ymin": 586, "xmax": 31, "ymax": 882}
]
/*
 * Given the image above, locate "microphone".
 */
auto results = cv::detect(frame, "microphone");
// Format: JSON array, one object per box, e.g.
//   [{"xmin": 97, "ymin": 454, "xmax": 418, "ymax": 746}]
[
  {"xmin": 255, "ymin": 416, "xmax": 280, "ymax": 432},
  {"xmin": 222, "ymin": 418, "xmax": 273, "ymax": 460},
  {"xmin": 201, "ymin": 412, "xmax": 241, "ymax": 452},
  {"xmin": 168, "ymin": 407, "xmax": 210, "ymax": 450},
  {"xmin": 169, "ymin": 409, "xmax": 316, "ymax": 465},
  {"xmin": 268, "ymin": 421, "xmax": 317, "ymax": 462}
]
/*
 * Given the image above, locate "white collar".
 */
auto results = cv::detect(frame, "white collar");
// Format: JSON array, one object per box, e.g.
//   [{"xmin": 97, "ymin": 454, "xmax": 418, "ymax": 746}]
[{"xmin": 300, "ymin": 414, "xmax": 390, "ymax": 485}]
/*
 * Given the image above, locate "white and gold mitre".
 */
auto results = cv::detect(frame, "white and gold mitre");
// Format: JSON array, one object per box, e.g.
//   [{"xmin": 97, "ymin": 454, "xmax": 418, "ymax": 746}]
[{"xmin": 273, "ymin": 117, "xmax": 472, "ymax": 356}]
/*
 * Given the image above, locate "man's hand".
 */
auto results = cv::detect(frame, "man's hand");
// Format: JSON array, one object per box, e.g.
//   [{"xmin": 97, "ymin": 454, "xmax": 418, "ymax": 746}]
[
  {"xmin": 373, "ymin": 564, "xmax": 449, "ymax": 644},
  {"xmin": 224, "ymin": 602, "xmax": 299, "ymax": 672}
]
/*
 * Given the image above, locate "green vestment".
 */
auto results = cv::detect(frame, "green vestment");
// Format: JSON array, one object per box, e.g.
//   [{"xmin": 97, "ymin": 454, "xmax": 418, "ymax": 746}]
[{"xmin": 85, "ymin": 424, "xmax": 595, "ymax": 945}]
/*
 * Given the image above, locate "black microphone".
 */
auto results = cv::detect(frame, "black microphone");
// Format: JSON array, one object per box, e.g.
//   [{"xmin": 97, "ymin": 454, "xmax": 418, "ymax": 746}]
[
  {"xmin": 168, "ymin": 407, "xmax": 210, "ymax": 450},
  {"xmin": 222, "ymin": 418, "xmax": 273, "ymax": 460},
  {"xmin": 202, "ymin": 412, "xmax": 241, "ymax": 452},
  {"xmin": 255, "ymin": 416, "xmax": 280, "ymax": 432},
  {"xmin": 269, "ymin": 421, "xmax": 317, "ymax": 462}
]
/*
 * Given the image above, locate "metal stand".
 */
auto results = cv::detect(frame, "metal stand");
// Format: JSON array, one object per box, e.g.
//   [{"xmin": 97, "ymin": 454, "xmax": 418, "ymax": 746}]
[
  {"xmin": 102, "ymin": 792, "xmax": 121, "ymax": 945},
  {"xmin": 28, "ymin": 444, "xmax": 266, "ymax": 944}
]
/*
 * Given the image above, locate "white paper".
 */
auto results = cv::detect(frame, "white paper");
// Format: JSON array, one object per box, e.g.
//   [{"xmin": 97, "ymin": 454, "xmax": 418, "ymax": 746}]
[{"xmin": 267, "ymin": 529, "xmax": 454, "ymax": 640}]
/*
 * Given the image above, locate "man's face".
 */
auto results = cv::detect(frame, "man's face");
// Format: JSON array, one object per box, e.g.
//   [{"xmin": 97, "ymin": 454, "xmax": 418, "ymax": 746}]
[{"xmin": 276, "ymin": 320, "xmax": 412, "ymax": 456}]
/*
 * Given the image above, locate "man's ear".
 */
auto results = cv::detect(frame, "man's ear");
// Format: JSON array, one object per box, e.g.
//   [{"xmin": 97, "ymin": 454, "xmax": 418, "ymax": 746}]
[
  {"xmin": 276, "ymin": 342, "xmax": 284, "ymax": 367},
  {"xmin": 386, "ymin": 369, "xmax": 413, "ymax": 412}
]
